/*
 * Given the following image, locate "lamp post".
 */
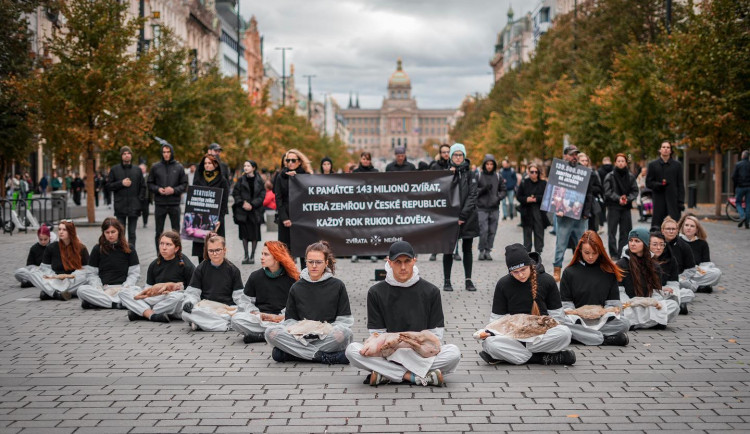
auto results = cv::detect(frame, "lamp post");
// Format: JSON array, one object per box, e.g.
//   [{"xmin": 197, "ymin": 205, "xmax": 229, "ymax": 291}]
[
  {"xmin": 303, "ymin": 74, "xmax": 316, "ymax": 122},
  {"xmin": 275, "ymin": 47, "xmax": 292, "ymax": 106}
]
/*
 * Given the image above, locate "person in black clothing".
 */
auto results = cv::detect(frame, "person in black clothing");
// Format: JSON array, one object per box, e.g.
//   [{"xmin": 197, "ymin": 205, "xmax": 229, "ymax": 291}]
[
  {"xmin": 578, "ymin": 153, "xmax": 603, "ymax": 232},
  {"xmin": 660, "ymin": 217, "xmax": 695, "ymax": 274},
  {"xmin": 385, "ymin": 146, "xmax": 416, "ymax": 172},
  {"xmin": 352, "ymin": 152, "xmax": 378, "ymax": 173},
  {"xmin": 14, "ymin": 224, "xmax": 54, "ymax": 287},
  {"xmin": 603, "ymin": 153, "xmax": 639, "ymax": 258},
  {"xmin": 476, "ymin": 154, "xmax": 506, "ymax": 261},
  {"xmin": 71, "ymin": 173, "xmax": 84, "ymax": 206},
  {"xmin": 265, "ymin": 241, "xmax": 353, "ymax": 365},
  {"xmin": 429, "ymin": 144, "xmax": 451, "ymax": 171},
  {"xmin": 121, "ymin": 231, "xmax": 195, "ymax": 323},
  {"xmin": 597, "ymin": 156, "xmax": 614, "ymax": 223},
  {"xmin": 677, "ymin": 214, "xmax": 722, "ymax": 292},
  {"xmin": 559, "ymin": 231, "xmax": 630, "ymax": 346},
  {"xmin": 346, "ymin": 241, "xmax": 461, "ymax": 387},
  {"xmin": 28, "ymin": 221, "xmax": 90, "ymax": 301},
  {"xmin": 191, "ymin": 154, "xmax": 230, "ymax": 262},
  {"xmin": 516, "ymin": 163, "xmax": 549, "ymax": 253},
  {"xmin": 274, "ymin": 149, "xmax": 312, "ymax": 265},
  {"xmin": 77, "ymin": 217, "xmax": 140, "ymax": 309},
  {"xmin": 442, "ymin": 144, "xmax": 479, "ymax": 292},
  {"xmin": 233, "ymin": 160, "xmax": 265, "ymax": 264},
  {"xmin": 107, "ymin": 146, "xmax": 146, "ymax": 246},
  {"xmin": 649, "ymin": 231, "xmax": 692, "ymax": 315},
  {"xmin": 148, "ymin": 140, "xmax": 188, "ymax": 251},
  {"xmin": 139, "ymin": 164, "xmax": 151, "ymax": 228},
  {"xmin": 320, "ymin": 156, "xmax": 334, "ymax": 174},
  {"xmin": 733, "ymin": 150, "xmax": 750, "ymax": 228},
  {"xmin": 207, "ymin": 142, "xmax": 231, "ymax": 184},
  {"xmin": 478, "ymin": 244, "xmax": 575, "ymax": 365},
  {"xmin": 181, "ymin": 234, "xmax": 243, "ymax": 331},
  {"xmin": 646, "ymin": 141, "xmax": 685, "ymax": 230},
  {"xmin": 231, "ymin": 241, "xmax": 300, "ymax": 343}
]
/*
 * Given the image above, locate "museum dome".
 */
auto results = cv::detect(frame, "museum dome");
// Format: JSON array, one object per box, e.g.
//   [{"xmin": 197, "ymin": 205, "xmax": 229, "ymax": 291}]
[{"xmin": 388, "ymin": 58, "xmax": 411, "ymax": 88}]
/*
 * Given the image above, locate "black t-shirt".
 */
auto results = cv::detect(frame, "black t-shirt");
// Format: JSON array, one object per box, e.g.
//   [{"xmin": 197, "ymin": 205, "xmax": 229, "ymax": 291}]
[
  {"xmin": 146, "ymin": 255, "xmax": 195, "ymax": 287},
  {"xmin": 367, "ymin": 279, "xmax": 444, "ymax": 332},
  {"xmin": 42, "ymin": 241, "xmax": 90, "ymax": 274},
  {"xmin": 286, "ymin": 276, "xmax": 351, "ymax": 323},
  {"xmin": 684, "ymin": 237, "xmax": 710, "ymax": 264},
  {"xmin": 654, "ymin": 252, "xmax": 679, "ymax": 285},
  {"xmin": 559, "ymin": 261, "xmax": 620, "ymax": 307},
  {"xmin": 89, "ymin": 244, "xmax": 139, "ymax": 285},
  {"xmin": 188, "ymin": 260, "xmax": 243, "ymax": 305},
  {"xmin": 27, "ymin": 243, "xmax": 47, "ymax": 266},
  {"xmin": 491, "ymin": 271, "xmax": 561, "ymax": 316},
  {"xmin": 244, "ymin": 268, "xmax": 296, "ymax": 315}
]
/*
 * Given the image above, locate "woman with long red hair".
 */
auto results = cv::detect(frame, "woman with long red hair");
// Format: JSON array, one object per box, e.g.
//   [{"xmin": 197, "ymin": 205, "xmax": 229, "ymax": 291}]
[
  {"xmin": 27, "ymin": 221, "xmax": 90, "ymax": 301},
  {"xmin": 559, "ymin": 230, "xmax": 630, "ymax": 346},
  {"xmin": 231, "ymin": 241, "xmax": 300, "ymax": 343}
]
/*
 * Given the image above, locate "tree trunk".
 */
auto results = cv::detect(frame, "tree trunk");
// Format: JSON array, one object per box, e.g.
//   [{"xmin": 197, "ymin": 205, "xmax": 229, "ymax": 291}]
[{"xmin": 714, "ymin": 147, "xmax": 722, "ymax": 217}]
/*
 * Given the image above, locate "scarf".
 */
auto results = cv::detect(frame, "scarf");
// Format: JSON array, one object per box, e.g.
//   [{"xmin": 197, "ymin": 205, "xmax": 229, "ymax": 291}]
[
  {"xmin": 203, "ymin": 170, "xmax": 218, "ymax": 183},
  {"xmin": 264, "ymin": 267, "xmax": 284, "ymax": 278},
  {"xmin": 612, "ymin": 167, "xmax": 631, "ymax": 197},
  {"xmin": 384, "ymin": 261, "xmax": 421, "ymax": 287}
]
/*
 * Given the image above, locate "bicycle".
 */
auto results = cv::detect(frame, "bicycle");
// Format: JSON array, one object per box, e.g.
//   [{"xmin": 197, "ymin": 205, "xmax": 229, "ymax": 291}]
[{"xmin": 725, "ymin": 196, "xmax": 747, "ymax": 222}]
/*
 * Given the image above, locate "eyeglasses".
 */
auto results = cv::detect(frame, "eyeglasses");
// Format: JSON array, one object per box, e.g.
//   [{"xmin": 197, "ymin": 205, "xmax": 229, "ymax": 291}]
[
  {"xmin": 207, "ymin": 248, "xmax": 224, "ymax": 255},
  {"xmin": 306, "ymin": 260, "xmax": 325, "ymax": 266},
  {"xmin": 286, "ymin": 158, "xmax": 299, "ymax": 163}
]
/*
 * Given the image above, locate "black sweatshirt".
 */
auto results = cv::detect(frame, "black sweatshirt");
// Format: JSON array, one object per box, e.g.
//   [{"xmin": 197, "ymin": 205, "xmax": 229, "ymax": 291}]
[
  {"xmin": 654, "ymin": 249, "xmax": 680, "ymax": 285},
  {"xmin": 286, "ymin": 276, "xmax": 351, "ymax": 323},
  {"xmin": 88, "ymin": 244, "xmax": 139, "ymax": 285},
  {"xmin": 26, "ymin": 243, "xmax": 47, "ymax": 266},
  {"xmin": 492, "ymin": 272, "xmax": 561, "ymax": 316},
  {"xmin": 559, "ymin": 261, "xmax": 620, "ymax": 307},
  {"xmin": 683, "ymin": 237, "xmax": 710, "ymax": 264},
  {"xmin": 188, "ymin": 260, "xmax": 243, "ymax": 305},
  {"xmin": 146, "ymin": 255, "xmax": 195, "ymax": 287},
  {"xmin": 367, "ymin": 279, "xmax": 444, "ymax": 332},
  {"xmin": 243, "ymin": 268, "xmax": 296, "ymax": 314},
  {"xmin": 42, "ymin": 241, "xmax": 90, "ymax": 274},
  {"xmin": 667, "ymin": 236, "xmax": 696, "ymax": 273},
  {"xmin": 616, "ymin": 252, "xmax": 662, "ymax": 298}
]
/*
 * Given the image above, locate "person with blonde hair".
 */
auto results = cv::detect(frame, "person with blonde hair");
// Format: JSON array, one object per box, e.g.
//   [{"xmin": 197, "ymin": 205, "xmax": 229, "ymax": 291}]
[
  {"xmin": 678, "ymin": 214, "xmax": 722, "ymax": 293},
  {"xmin": 274, "ymin": 149, "xmax": 312, "ymax": 266}
]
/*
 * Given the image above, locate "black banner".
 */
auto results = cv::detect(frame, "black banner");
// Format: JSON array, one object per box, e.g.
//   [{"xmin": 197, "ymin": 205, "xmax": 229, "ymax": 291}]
[
  {"xmin": 289, "ymin": 171, "xmax": 460, "ymax": 257},
  {"xmin": 181, "ymin": 185, "xmax": 224, "ymax": 242},
  {"xmin": 540, "ymin": 158, "xmax": 592, "ymax": 220}
]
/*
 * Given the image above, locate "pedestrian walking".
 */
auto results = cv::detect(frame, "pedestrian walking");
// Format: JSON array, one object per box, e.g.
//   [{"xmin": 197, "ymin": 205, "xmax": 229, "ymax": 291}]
[
  {"xmin": 148, "ymin": 141, "xmax": 188, "ymax": 252},
  {"xmin": 603, "ymin": 153, "xmax": 638, "ymax": 258},
  {"xmin": 207, "ymin": 143, "xmax": 231, "ymax": 184},
  {"xmin": 646, "ymin": 141, "xmax": 684, "ymax": 230},
  {"xmin": 232, "ymin": 160, "xmax": 265, "ymax": 264},
  {"xmin": 139, "ymin": 164, "xmax": 151, "ymax": 228},
  {"xmin": 516, "ymin": 163, "xmax": 549, "ymax": 253},
  {"xmin": 107, "ymin": 146, "xmax": 145, "ymax": 246},
  {"xmin": 429, "ymin": 144, "xmax": 451, "ymax": 171},
  {"xmin": 500, "ymin": 159, "xmax": 517, "ymax": 220},
  {"xmin": 39, "ymin": 175, "xmax": 48, "ymax": 198},
  {"xmin": 732, "ymin": 150, "xmax": 750, "ymax": 229},
  {"xmin": 476, "ymin": 154, "xmax": 506, "ymax": 261},
  {"xmin": 71, "ymin": 173, "xmax": 84, "ymax": 206},
  {"xmin": 191, "ymin": 154, "xmax": 229, "ymax": 262}
]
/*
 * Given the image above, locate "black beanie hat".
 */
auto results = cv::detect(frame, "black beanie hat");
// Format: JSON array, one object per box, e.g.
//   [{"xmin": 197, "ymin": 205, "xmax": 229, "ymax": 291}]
[{"xmin": 505, "ymin": 243, "xmax": 532, "ymax": 271}]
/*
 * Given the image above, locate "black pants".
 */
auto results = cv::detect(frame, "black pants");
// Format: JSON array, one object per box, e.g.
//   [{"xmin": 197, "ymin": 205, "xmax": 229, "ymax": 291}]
[
  {"xmin": 443, "ymin": 238, "xmax": 473, "ymax": 281},
  {"xmin": 607, "ymin": 206, "xmax": 632, "ymax": 258},
  {"xmin": 116, "ymin": 214, "xmax": 139, "ymax": 247},
  {"xmin": 141, "ymin": 200, "xmax": 150, "ymax": 226},
  {"xmin": 522, "ymin": 210, "xmax": 545, "ymax": 253},
  {"xmin": 154, "ymin": 205, "xmax": 180, "ymax": 251}
]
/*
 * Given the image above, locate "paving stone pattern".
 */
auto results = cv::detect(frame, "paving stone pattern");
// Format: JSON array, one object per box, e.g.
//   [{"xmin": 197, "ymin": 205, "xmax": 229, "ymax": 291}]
[{"xmin": 0, "ymin": 210, "xmax": 748, "ymax": 433}]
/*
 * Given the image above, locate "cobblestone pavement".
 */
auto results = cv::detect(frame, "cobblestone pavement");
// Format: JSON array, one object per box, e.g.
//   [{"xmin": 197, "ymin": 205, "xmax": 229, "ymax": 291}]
[{"xmin": 0, "ymin": 209, "xmax": 748, "ymax": 433}]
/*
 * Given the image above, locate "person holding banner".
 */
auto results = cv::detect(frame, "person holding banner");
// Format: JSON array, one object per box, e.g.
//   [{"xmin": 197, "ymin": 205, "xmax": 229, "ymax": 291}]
[
  {"xmin": 148, "ymin": 141, "xmax": 188, "ymax": 251},
  {"xmin": 442, "ymin": 143, "xmax": 479, "ymax": 292},
  {"xmin": 516, "ymin": 163, "xmax": 548, "ymax": 254},
  {"xmin": 275, "ymin": 149, "xmax": 313, "ymax": 264},
  {"xmin": 386, "ymin": 146, "xmax": 416, "ymax": 172},
  {"xmin": 233, "ymin": 160, "xmax": 265, "ymax": 265},
  {"xmin": 191, "ymin": 154, "xmax": 230, "ymax": 263},
  {"xmin": 353, "ymin": 152, "xmax": 378, "ymax": 174},
  {"xmin": 27, "ymin": 221, "xmax": 90, "ymax": 301}
]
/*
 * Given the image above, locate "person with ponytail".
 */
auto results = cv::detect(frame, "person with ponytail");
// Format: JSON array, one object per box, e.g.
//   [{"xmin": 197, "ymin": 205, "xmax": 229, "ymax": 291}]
[
  {"xmin": 231, "ymin": 241, "xmax": 299, "ymax": 343},
  {"xmin": 26, "ymin": 221, "xmax": 90, "ymax": 301},
  {"xmin": 677, "ymin": 214, "xmax": 722, "ymax": 293},
  {"xmin": 615, "ymin": 228, "xmax": 679, "ymax": 329},
  {"xmin": 265, "ymin": 241, "xmax": 353, "ymax": 365},
  {"xmin": 77, "ymin": 218, "xmax": 140, "ymax": 309},
  {"xmin": 14, "ymin": 224, "xmax": 55, "ymax": 288},
  {"xmin": 479, "ymin": 244, "xmax": 575, "ymax": 366},
  {"xmin": 120, "ymin": 231, "xmax": 195, "ymax": 323},
  {"xmin": 559, "ymin": 231, "xmax": 630, "ymax": 346},
  {"xmin": 649, "ymin": 231, "xmax": 692, "ymax": 316}
]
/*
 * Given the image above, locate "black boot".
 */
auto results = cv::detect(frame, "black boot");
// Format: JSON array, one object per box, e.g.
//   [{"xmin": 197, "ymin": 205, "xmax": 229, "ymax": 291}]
[
  {"xmin": 478, "ymin": 351, "xmax": 501, "ymax": 365},
  {"xmin": 478, "ymin": 250, "xmax": 486, "ymax": 261},
  {"xmin": 39, "ymin": 290, "xmax": 52, "ymax": 300},
  {"xmin": 53, "ymin": 290, "xmax": 71, "ymax": 301},
  {"xmin": 149, "ymin": 313, "xmax": 170, "ymax": 323},
  {"xmin": 529, "ymin": 350, "xmax": 576, "ymax": 365},
  {"xmin": 602, "ymin": 332, "xmax": 629, "ymax": 346},
  {"xmin": 81, "ymin": 300, "xmax": 98, "ymax": 309},
  {"xmin": 314, "ymin": 350, "xmax": 350, "ymax": 365},
  {"xmin": 679, "ymin": 303, "xmax": 689, "ymax": 315},
  {"xmin": 128, "ymin": 310, "xmax": 146, "ymax": 321},
  {"xmin": 243, "ymin": 332, "xmax": 266, "ymax": 343},
  {"xmin": 696, "ymin": 285, "xmax": 713, "ymax": 294},
  {"xmin": 465, "ymin": 279, "xmax": 477, "ymax": 292},
  {"xmin": 443, "ymin": 280, "xmax": 453, "ymax": 292},
  {"xmin": 428, "ymin": 253, "xmax": 437, "ymax": 261},
  {"xmin": 271, "ymin": 347, "xmax": 306, "ymax": 363},
  {"xmin": 242, "ymin": 254, "xmax": 251, "ymax": 265},
  {"xmin": 20, "ymin": 281, "xmax": 33, "ymax": 288}
]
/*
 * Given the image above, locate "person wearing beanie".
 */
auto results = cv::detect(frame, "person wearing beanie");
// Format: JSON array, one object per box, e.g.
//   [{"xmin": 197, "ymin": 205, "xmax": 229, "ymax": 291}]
[
  {"xmin": 320, "ymin": 156, "xmax": 334, "ymax": 174},
  {"xmin": 385, "ymin": 146, "xmax": 416, "ymax": 172},
  {"xmin": 477, "ymin": 244, "xmax": 576, "ymax": 366},
  {"xmin": 442, "ymin": 143, "xmax": 479, "ymax": 292},
  {"xmin": 14, "ymin": 224, "xmax": 56, "ymax": 288},
  {"xmin": 476, "ymin": 154, "xmax": 507, "ymax": 261},
  {"xmin": 106, "ymin": 145, "xmax": 145, "ymax": 246},
  {"xmin": 603, "ymin": 153, "xmax": 639, "ymax": 259},
  {"xmin": 615, "ymin": 228, "xmax": 679, "ymax": 329}
]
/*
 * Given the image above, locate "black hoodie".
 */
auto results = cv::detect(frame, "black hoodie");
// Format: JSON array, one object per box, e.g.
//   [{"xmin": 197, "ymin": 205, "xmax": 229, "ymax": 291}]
[
  {"xmin": 477, "ymin": 154, "xmax": 507, "ymax": 210},
  {"xmin": 147, "ymin": 143, "xmax": 188, "ymax": 207},
  {"xmin": 491, "ymin": 254, "xmax": 561, "ymax": 316}
]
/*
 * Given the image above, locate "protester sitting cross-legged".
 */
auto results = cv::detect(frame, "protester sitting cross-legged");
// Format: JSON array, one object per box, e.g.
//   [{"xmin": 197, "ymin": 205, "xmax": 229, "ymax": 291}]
[
  {"xmin": 14, "ymin": 224, "xmax": 55, "ymax": 288},
  {"xmin": 478, "ymin": 244, "xmax": 575, "ymax": 365},
  {"xmin": 346, "ymin": 241, "xmax": 461, "ymax": 387},
  {"xmin": 559, "ymin": 231, "xmax": 630, "ymax": 346},
  {"xmin": 231, "ymin": 241, "xmax": 299, "ymax": 344},
  {"xmin": 120, "ymin": 231, "xmax": 195, "ymax": 323},
  {"xmin": 26, "ymin": 221, "xmax": 90, "ymax": 301},
  {"xmin": 77, "ymin": 217, "xmax": 140, "ymax": 310},
  {"xmin": 649, "ymin": 231, "xmax": 693, "ymax": 315},
  {"xmin": 265, "ymin": 241, "xmax": 353, "ymax": 365},
  {"xmin": 181, "ymin": 234, "xmax": 244, "ymax": 332},
  {"xmin": 677, "ymin": 214, "xmax": 722, "ymax": 293}
]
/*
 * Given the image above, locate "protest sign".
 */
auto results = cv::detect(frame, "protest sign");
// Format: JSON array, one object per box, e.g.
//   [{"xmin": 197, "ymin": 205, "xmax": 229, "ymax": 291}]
[
  {"xmin": 540, "ymin": 158, "xmax": 592, "ymax": 220},
  {"xmin": 181, "ymin": 185, "xmax": 223, "ymax": 241},
  {"xmin": 289, "ymin": 171, "xmax": 460, "ymax": 257}
]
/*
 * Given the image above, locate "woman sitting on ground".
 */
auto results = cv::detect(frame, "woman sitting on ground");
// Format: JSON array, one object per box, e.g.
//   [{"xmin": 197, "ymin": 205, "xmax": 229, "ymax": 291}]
[
  {"xmin": 78, "ymin": 217, "xmax": 140, "ymax": 309},
  {"xmin": 650, "ymin": 231, "xmax": 693, "ymax": 315},
  {"xmin": 678, "ymin": 214, "xmax": 722, "ymax": 293},
  {"xmin": 14, "ymin": 224, "xmax": 54, "ymax": 288},
  {"xmin": 120, "ymin": 231, "xmax": 195, "ymax": 323},
  {"xmin": 231, "ymin": 241, "xmax": 299, "ymax": 343},
  {"xmin": 27, "ymin": 220, "xmax": 90, "ymax": 301},
  {"xmin": 559, "ymin": 231, "xmax": 630, "ymax": 346},
  {"xmin": 265, "ymin": 241, "xmax": 353, "ymax": 365},
  {"xmin": 661, "ymin": 217, "xmax": 695, "ymax": 274}
]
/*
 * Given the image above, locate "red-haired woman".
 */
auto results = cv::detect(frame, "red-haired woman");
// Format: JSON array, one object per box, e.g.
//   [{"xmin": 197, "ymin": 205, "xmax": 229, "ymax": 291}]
[
  {"xmin": 231, "ymin": 241, "xmax": 300, "ymax": 343},
  {"xmin": 14, "ymin": 224, "xmax": 55, "ymax": 287},
  {"xmin": 27, "ymin": 221, "xmax": 90, "ymax": 301},
  {"xmin": 77, "ymin": 218, "xmax": 140, "ymax": 309},
  {"xmin": 190, "ymin": 154, "xmax": 230, "ymax": 262},
  {"xmin": 678, "ymin": 214, "xmax": 722, "ymax": 292},
  {"xmin": 478, "ymin": 244, "xmax": 575, "ymax": 366},
  {"xmin": 559, "ymin": 231, "xmax": 630, "ymax": 346}
]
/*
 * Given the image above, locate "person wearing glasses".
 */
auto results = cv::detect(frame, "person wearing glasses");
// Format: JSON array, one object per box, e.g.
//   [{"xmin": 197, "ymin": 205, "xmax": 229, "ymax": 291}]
[
  {"xmin": 346, "ymin": 241, "xmax": 461, "ymax": 387},
  {"xmin": 148, "ymin": 140, "xmax": 188, "ymax": 252},
  {"xmin": 649, "ymin": 231, "xmax": 692, "ymax": 315},
  {"xmin": 181, "ymin": 234, "xmax": 244, "ymax": 331},
  {"xmin": 190, "ymin": 154, "xmax": 230, "ymax": 263},
  {"xmin": 677, "ymin": 214, "xmax": 722, "ymax": 294},
  {"xmin": 660, "ymin": 217, "xmax": 695, "ymax": 274},
  {"xmin": 478, "ymin": 244, "xmax": 575, "ymax": 365},
  {"xmin": 77, "ymin": 218, "xmax": 140, "ymax": 310},
  {"xmin": 265, "ymin": 241, "xmax": 353, "ymax": 365},
  {"xmin": 516, "ymin": 163, "xmax": 549, "ymax": 254},
  {"xmin": 274, "ymin": 149, "xmax": 312, "ymax": 265}
]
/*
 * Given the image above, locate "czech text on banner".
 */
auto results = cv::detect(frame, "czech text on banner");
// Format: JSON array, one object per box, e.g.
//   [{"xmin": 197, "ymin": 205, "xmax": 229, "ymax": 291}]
[
  {"xmin": 181, "ymin": 185, "xmax": 223, "ymax": 242},
  {"xmin": 540, "ymin": 158, "xmax": 592, "ymax": 220}
]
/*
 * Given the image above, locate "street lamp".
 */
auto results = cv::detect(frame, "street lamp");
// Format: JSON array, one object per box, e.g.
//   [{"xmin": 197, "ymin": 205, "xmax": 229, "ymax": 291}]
[
  {"xmin": 275, "ymin": 47, "xmax": 292, "ymax": 106},
  {"xmin": 303, "ymin": 74, "xmax": 316, "ymax": 121}
]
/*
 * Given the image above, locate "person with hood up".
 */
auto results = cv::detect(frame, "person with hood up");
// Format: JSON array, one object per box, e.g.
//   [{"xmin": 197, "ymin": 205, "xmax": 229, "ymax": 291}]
[
  {"xmin": 500, "ymin": 159, "xmax": 518, "ymax": 220},
  {"xmin": 442, "ymin": 143, "xmax": 479, "ymax": 292},
  {"xmin": 476, "ymin": 154, "xmax": 507, "ymax": 261},
  {"xmin": 385, "ymin": 146, "xmax": 416, "ymax": 172},
  {"xmin": 148, "ymin": 140, "xmax": 188, "ymax": 251},
  {"xmin": 352, "ymin": 152, "xmax": 378, "ymax": 173},
  {"xmin": 516, "ymin": 163, "xmax": 549, "ymax": 253},
  {"xmin": 107, "ymin": 146, "xmax": 146, "ymax": 246},
  {"xmin": 649, "ymin": 231, "xmax": 692, "ymax": 315},
  {"xmin": 232, "ymin": 160, "xmax": 265, "ymax": 264},
  {"xmin": 603, "ymin": 153, "xmax": 639, "ymax": 259},
  {"xmin": 191, "ymin": 154, "xmax": 230, "ymax": 262},
  {"xmin": 320, "ymin": 156, "xmax": 334, "ymax": 174}
]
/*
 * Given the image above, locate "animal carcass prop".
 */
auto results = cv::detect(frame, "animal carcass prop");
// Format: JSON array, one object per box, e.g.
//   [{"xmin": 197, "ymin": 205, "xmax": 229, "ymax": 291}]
[{"xmin": 474, "ymin": 314, "xmax": 559, "ymax": 341}]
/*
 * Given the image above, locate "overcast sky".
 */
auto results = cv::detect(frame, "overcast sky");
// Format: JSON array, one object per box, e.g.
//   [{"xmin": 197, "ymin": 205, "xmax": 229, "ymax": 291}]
[{"xmin": 240, "ymin": 0, "xmax": 534, "ymax": 109}]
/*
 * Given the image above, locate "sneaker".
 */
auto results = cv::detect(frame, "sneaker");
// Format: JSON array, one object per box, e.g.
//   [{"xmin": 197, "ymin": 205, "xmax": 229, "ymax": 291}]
[
  {"xmin": 453, "ymin": 252, "xmax": 461, "ymax": 261},
  {"xmin": 465, "ymin": 279, "xmax": 477, "ymax": 292},
  {"xmin": 271, "ymin": 347, "xmax": 305, "ymax": 363},
  {"xmin": 243, "ymin": 332, "xmax": 266, "ymax": 344},
  {"xmin": 53, "ymin": 290, "xmax": 72, "ymax": 301},
  {"xmin": 149, "ymin": 313, "xmax": 170, "ymax": 323},
  {"xmin": 602, "ymin": 332, "xmax": 629, "ymax": 346},
  {"xmin": 249, "ymin": 257, "xmax": 255, "ymax": 264},
  {"xmin": 540, "ymin": 349, "xmax": 576, "ymax": 366},
  {"xmin": 370, "ymin": 256, "xmax": 378, "ymax": 263},
  {"xmin": 369, "ymin": 371, "xmax": 390, "ymax": 386},
  {"xmin": 128, "ymin": 310, "xmax": 146, "ymax": 321},
  {"xmin": 428, "ymin": 254, "xmax": 437, "ymax": 261},
  {"xmin": 479, "ymin": 350, "xmax": 501, "ymax": 365},
  {"xmin": 81, "ymin": 300, "xmax": 97, "ymax": 309},
  {"xmin": 318, "ymin": 350, "xmax": 350, "ymax": 365},
  {"xmin": 652, "ymin": 324, "xmax": 667, "ymax": 330},
  {"xmin": 351, "ymin": 255, "xmax": 359, "ymax": 263},
  {"xmin": 111, "ymin": 302, "xmax": 124, "ymax": 309},
  {"xmin": 443, "ymin": 280, "xmax": 453, "ymax": 292},
  {"xmin": 418, "ymin": 369, "xmax": 444, "ymax": 387},
  {"xmin": 696, "ymin": 286, "xmax": 713, "ymax": 294},
  {"xmin": 485, "ymin": 251, "xmax": 493, "ymax": 261},
  {"xmin": 20, "ymin": 281, "xmax": 33, "ymax": 288},
  {"xmin": 679, "ymin": 303, "xmax": 689, "ymax": 315},
  {"xmin": 39, "ymin": 290, "xmax": 52, "ymax": 301},
  {"xmin": 478, "ymin": 251, "xmax": 486, "ymax": 261}
]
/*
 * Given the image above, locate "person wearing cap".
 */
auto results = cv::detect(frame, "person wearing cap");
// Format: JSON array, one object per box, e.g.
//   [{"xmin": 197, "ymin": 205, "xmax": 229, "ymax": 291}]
[
  {"xmin": 615, "ymin": 228, "xmax": 679, "ymax": 329},
  {"xmin": 441, "ymin": 143, "xmax": 479, "ymax": 292},
  {"xmin": 207, "ymin": 143, "xmax": 231, "ymax": 184},
  {"xmin": 552, "ymin": 144, "xmax": 595, "ymax": 282},
  {"xmin": 478, "ymin": 244, "xmax": 575, "ymax": 365},
  {"xmin": 107, "ymin": 146, "xmax": 146, "ymax": 246},
  {"xmin": 385, "ymin": 146, "xmax": 416, "ymax": 172},
  {"xmin": 148, "ymin": 140, "xmax": 189, "ymax": 252},
  {"xmin": 346, "ymin": 241, "xmax": 461, "ymax": 386}
]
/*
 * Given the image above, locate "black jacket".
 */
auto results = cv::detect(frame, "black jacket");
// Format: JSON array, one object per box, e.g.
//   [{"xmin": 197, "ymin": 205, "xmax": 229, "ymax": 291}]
[
  {"xmin": 274, "ymin": 166, "xmax": 309, "ymax": 222},
  {"xmin": 516, "ymin": 177, "xmax": 549, "ymax": 227},
  {"xmin": 352, "ymin": 164, "xmax": 378, "ymax": 173},
  {"xmin": 603, "ymin": 168, "xmax": 639, "ymax": 208},
  {"xmin": 385, "ymin": 160, "xmax": 416, "ymax": 172},
  {"xmin": 107, "ymin": 163, "xmax": 145, "ymax": 216},
  {"xmin": 232, "ymin": 173, "xmax": 265, "ymax": 224},
  {"xmin": 147, "ymin": 144, "xmax": 188, "ymax": 207},
  {"xmin": 646, "ymin": 157, "xmax": 685, "ymax": 215},
  {"xmin": 733, "ymin": 158, "xmax": 750, "ymax": 189},
  {"xmin": 476, "ymin": 154, "xmax": 507, "ymax": 210},
  {"xmin": 193, "ymin": 166, "xmax": 229, "ymax": 216},
  {"xmin": 429, "ymin": 157, "xmax": 450, "ymax": 171},
  {"xmin": 451, "ymin": 160, "xmax": 479, "ymax": 239}
]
